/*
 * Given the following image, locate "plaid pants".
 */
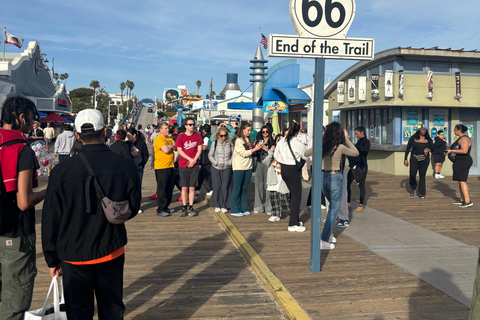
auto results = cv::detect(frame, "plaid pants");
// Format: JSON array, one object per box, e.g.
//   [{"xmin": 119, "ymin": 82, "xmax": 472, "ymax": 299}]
[{"xmin": 269, "ymin": 191, "xmax": 290, "ymax": 217}]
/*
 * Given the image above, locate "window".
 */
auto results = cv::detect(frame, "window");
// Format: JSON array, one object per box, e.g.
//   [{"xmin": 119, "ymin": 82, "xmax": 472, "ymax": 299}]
[
  {"xmin": 404, "ymin": 61, "xmax": 424, "ymax": 72},
  {"xmin": 382, "ymin": 61, "xmax": 394, "ymax": 74},
  {"xmin": 459, "ymin": 63, "xmax": 480, "ymax": 74},
  {"xmin": 429, "ymin": 62, "xmax": 450, "ymax": 73},
  {"xmin": 369, "ymin": 65, "xmax": 380, "ymax": 77}
]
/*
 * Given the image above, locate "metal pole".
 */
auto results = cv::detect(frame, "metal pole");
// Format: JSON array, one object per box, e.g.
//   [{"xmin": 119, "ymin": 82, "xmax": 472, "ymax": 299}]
[
  {"xmin": 310, "ymin": 58, "xmax": 325, "ymax": 273},
  {"xmin": 3, "ymin": 27, "xmax": 6, "ymax": 61}
]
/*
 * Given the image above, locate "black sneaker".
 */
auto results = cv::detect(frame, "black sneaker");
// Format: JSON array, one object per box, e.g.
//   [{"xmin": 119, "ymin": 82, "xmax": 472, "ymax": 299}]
[
  {"xmin": 453, "ymin": 201, "xmax": 464, "ymax": 205},
  {"xmin": 180, "ymin": 207, "xmax": 188, "ymax": 217},
  {"xmin": 188, "ymin": 207, "xmax": 198, "ymax": 217},
  {"xmin": 459, "ymin": 202, "xmax": 473, "ymax": 208},
  {"xmin": 410, "ymin": 190, "xmax": 416, "ymax": 196}
]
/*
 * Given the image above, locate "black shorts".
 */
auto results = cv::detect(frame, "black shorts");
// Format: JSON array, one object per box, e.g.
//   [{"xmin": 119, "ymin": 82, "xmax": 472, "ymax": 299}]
[
  {"xmin": 432, "ymin": 154, "xmax": 445, "ymax": 164},
  {"xmin": 179, "ymin": 167, "xmax": 199, "ymax": 187}
]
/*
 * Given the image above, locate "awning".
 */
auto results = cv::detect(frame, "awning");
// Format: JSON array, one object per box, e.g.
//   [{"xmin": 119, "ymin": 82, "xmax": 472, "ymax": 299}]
[
  {"xmin": 38, "ymin": 111, "xmax": 48, "ymax": 119},
  {"xmin": 44, "ymin": 113, "xmax": 66, "ymax": 123},
  {"xmin": 60, "ymin": 114, "xmax": 75, "ymax": 123},
  {"xmin": 272, "ymin": 87, "xmax": 311, "ymax": 105}
]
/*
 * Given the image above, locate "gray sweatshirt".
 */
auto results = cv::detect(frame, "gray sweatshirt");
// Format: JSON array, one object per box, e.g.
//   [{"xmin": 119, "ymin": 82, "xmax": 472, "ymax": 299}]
[{"xmin": 54, "ymin": 131, "xmax": 76, "ymax": 155}]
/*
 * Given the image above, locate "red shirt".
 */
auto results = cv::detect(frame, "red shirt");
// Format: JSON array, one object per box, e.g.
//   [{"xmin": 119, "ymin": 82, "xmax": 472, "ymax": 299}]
[{"xmin": 175, "ymin": 132, "xmax": 203, "ymax": 168}]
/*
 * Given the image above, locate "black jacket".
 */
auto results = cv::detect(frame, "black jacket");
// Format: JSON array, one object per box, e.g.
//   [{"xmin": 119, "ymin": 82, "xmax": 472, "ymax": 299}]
[
  {"xmin": 133, "ymin": 139, "xmax": 149, "ymax": 168},
  {"xmin": 347, "ymin": 137, "xmax": 370, "ymax": 167},
  {"xmin": 42, "ymin": 144, "xmax": 141, "ymax": 267},
  {"xmin": 110, "ymin": 140, "xmax": 132, "ymax": 159}
]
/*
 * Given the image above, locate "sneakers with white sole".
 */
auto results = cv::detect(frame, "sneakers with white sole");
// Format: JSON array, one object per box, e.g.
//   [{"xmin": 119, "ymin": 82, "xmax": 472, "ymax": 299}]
[
  {"xmin": 329, "ymin": 235, "xmax": 337, "ymax": 243},
  {"xmin": 320, "ymin": 242, "xmax": 335, "ymax": 250},
  {"xmin": 459, "ymin": 201, "xmax": 473, "ymax": 208},
  {"xmin": 221, "ymin": 208, "xmax": 228, "ymax": 213},
  {"xmin": 230, "ymin": 212, "xmax": 244, "ymax": 217},
  {"xmin": 288, "ymin": 225, "xmax": 306, "ymax": 232},
  {"xmin": 214, "ymin": 207, "xmax": 221, "ymax": 213},
  {"xmin": 268, "ymin": 216, "xmax": 280, "ymax": 222}
]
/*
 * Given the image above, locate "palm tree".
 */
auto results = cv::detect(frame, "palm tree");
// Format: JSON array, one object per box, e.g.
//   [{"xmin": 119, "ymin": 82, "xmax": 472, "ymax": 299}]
[
  {"xmin": 120, "ymin": 82, "xmax": 126, "ymax": 105},
  {"xmin": 90, "ymin": 80, "xmax": 100, "ymax": 109},
  {"xmin": 196, "ymin": 80, "xmax": 201, "ymax": 92},
  {"xmin": 126, "ymin": 81, "xmax": 135, "ymax": 112}
]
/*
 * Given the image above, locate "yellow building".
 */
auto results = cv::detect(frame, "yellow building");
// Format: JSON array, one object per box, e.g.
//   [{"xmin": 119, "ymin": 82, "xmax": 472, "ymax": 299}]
[{"xmin": 325, "ymin": 47, "xmax": 480, "ymax": 176}]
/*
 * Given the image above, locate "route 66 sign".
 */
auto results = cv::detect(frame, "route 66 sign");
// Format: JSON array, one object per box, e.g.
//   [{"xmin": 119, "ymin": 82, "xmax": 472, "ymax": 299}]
[{"xmin": 289, "ymin": 0, "xmax": 356, "ymax": 38}]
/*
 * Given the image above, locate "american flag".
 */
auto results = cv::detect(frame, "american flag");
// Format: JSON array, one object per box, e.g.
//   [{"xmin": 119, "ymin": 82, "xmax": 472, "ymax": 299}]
[{"xmin": 261, "ymin": 33, "xmax": 268, "ymax": 49}]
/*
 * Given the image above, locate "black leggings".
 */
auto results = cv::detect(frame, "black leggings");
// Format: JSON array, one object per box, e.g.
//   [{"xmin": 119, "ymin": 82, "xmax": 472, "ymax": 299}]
[
  {"xmin": 280, "ymin": 164, "xmax": 302, "ymax": 227},
  {"xmin": 409, "ymin": 156, "xmax": 430, "ymax": 196},
  {"xmin": 347, "ymin": 165, "xmax": 368, "ymax": 205}
]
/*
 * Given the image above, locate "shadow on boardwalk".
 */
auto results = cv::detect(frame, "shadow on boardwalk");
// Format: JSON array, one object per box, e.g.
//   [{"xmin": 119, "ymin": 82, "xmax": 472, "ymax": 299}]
[{"xmin": 124, "ymin": 231, "xmax": 265, "ymax": 319}]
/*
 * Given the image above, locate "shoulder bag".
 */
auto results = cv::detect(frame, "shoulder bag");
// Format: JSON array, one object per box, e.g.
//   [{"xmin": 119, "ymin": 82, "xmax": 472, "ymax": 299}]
[
  {"xmin": 287, "ymin": 139, "xmax": 306, "ymax": 172},
  {"xmin": 25, "ymin": 277, "xmax": 67, "ymax": 319},
  {"xmin": 448, "ymin": 136, "xmax": 466, "ymax": 163},
  {"xmin": 79, "ymin": 153, "xmax": 132, "ymax": 224}
]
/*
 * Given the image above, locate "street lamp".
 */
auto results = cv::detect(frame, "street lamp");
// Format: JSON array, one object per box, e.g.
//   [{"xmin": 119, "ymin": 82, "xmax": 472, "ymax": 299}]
[{"xmin": 109, "ymin": 101, "xmax": 114, "ymax": 125}]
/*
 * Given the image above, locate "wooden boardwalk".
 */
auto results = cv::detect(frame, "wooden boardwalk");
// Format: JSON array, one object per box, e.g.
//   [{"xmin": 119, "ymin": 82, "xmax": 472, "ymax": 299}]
[{"xmin": 29, "ymin": 152, "xmax": 478, "ymax": 319}]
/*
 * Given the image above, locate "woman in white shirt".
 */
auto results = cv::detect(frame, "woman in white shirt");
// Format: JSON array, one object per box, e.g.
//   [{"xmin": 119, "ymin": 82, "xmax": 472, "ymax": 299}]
[{"xmin": 274, "ymin": 121, "xmax": 309, "ymax": 232}]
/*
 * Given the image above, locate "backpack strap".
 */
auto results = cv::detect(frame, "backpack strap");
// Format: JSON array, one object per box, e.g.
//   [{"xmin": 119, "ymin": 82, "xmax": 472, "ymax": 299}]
[
  {"xmin": 79, "ymin": 153, "xmax": 105, "ymax": 214},
  {"xmin": 0, "ymin": 139, "xmax": 27, "ymax": 148}
]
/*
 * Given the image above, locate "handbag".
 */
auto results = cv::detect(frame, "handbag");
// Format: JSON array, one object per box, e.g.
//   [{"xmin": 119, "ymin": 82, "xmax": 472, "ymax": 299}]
[
  {"xmin": 79, "ymin": 153, "xmax": 132, "ymax": 224},
  {"xmin": 448, "ymin": 137, "xmax": 464, "ymax": 162},
  {"xmin": 413, "ymin": 154, "xmax": 426, "ymax": 161},
  {"xmin": 351, "ymin": 165, "xmax": 367, "ymax": 185},
  {"xmin": 287, "ymin": 139, "xmax": 306, "ymax": 172},
  {"xmin": 25, "ymin": 277, "xmax": 67, "ymax": 320}
]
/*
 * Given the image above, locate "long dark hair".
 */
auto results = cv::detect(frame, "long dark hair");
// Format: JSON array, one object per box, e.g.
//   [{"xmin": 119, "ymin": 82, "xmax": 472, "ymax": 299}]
[
  {"xmin": 412, "ymin": 128, "xmax": 432, "ymax": 141},
  {"xmin": 323, "ymin": 122, "xmax": 345, "ymax": 158},
  {"xmin": 256, "ymin": 125, "xmax": 274, "ymax": 149},
  {"xmin": 1, "ymin": 96, "xmax": 38, "ymax": 130},
  {"xmin": 285, "ymin": 120, "xmax": 301, "ymax": 142},
  {"xmin": 128, "ymin": 127, "xmax": 145, "ymax": 142}
]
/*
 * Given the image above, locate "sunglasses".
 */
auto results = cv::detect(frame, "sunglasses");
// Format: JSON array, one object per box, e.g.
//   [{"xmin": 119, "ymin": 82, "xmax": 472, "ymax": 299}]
[
  {"xmin": 219, "ymin": 135, "xmax": 227, "ymax": 137},
  {"xmin": 262, "ymin": 130, "xmax": 269, "ymax": 133},
  {"xmin": 185, "ymin": 123, "xmax": 194, "ymax": 126}
]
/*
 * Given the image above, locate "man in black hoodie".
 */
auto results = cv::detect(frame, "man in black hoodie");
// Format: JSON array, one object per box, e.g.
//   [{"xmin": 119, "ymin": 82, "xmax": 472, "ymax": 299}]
[{"xmin": 42, "ymin": 109, "xmax": 141, "ymax": 320}]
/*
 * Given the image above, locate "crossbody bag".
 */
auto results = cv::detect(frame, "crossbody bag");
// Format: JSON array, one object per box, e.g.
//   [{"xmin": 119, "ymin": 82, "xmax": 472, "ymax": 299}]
[
  {"xmin": 79, "ymin": 153, "xmax": 132, "ymax": 224},
  {"xmin": 286, "ymin": 139, "xmax": 306, "ymax": 172}
]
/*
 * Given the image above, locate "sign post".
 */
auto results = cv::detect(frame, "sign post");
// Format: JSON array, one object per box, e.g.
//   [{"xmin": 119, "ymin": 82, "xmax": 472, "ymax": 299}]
[{"xmin": 268, "ymin": 0, "xmax": 374, "ymax": 272}]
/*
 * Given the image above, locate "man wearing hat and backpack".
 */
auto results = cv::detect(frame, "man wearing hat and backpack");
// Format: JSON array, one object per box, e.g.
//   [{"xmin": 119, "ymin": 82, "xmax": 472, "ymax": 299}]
[{"xmin": 42, "ymin": 109, "xmax": 141, "ymax": 320}]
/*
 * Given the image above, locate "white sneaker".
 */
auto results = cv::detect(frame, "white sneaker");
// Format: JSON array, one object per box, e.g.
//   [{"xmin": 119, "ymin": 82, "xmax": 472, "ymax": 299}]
[
  {"xmin": 438, "ymin": 174, "xmax": 445, "ymax": 179},
  {"xmin": 268, "ymin": 216, "xmax": 280, "ymax": 222},
  {"xmin": 321, "ymin": 205, "xmax": 326, "ymax": 209},
  {"xmin": 321, "ymin": 241, "xmax": 335, "ymax": 250},
  {"xmin": 214, "ymin": 207, "xmax": 221, "ymax": 212},
  {"xmin": 288, "ymin": 225, "xmax": 306, "ymax": 232},
  {"xmin": 329, "ymin": 235, "xmax": 337, "ymax": 243},
  {"xmin": 206, "ymin": 191, "xmax": 213, "ymax": 196},
  {"xmin": 138, "ymin": 209, "xmax": 143, "ymax": 214},
  {"xmin": 266, "ymin": 212, "xmax": 272, "ymax": 216},
  {"xmin": 221, "ymin": 208, "xmax": 228, "ymax": 213},
  {"xmin": 435, "ymin": 174, "xmax": 440, "ymax": 179}
]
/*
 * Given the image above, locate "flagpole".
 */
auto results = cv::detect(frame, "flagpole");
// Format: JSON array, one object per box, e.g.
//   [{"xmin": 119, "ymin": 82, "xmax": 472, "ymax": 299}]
[
  {"xmin": 258, "ymin": 27, "xmax": 261, "ymax": 44},
  {"xmin": 3, "ymin": 27, "xmax": 6, "ymax": 62}
]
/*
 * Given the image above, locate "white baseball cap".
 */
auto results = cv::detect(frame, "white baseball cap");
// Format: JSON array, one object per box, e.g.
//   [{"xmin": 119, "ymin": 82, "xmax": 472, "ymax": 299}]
[{"xmin": 75, "ymin": 109, "xmax": 105, "ymax": 133}]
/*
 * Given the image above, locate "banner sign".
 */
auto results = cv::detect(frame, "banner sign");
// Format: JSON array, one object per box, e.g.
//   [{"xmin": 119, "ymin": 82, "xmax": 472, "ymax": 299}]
[
  {"xmin": 385, "ymin": 70, "xmax": 394, "ymax": 98},
  {"xmin": 227, "ymin": 102, "xmax": 257, "ymax": 110},
  {"xmin": 455, "ymin": 72, "xmax": 462, "ymax": 99},
  {"xmin": 263, "ymin": 101, "xmax": 289, "ymax": 113},
  {"xmin": 403, "ymin": 127, "xmax": 411, "ymax": 140},
  {"xmin": 358, "ymin": 76, "xmax": 367, "ymax": 101},
  {"xmin": 399, "ymin": 71, "xmax": 404, "ymax": 98},
  {"xmin": 337, "ymin": 81, "xmax": 345, "ymax": 103},
  {"xmin": 407, "ymin": 109, "xmax": 419, "ymax": 125},
  {"xmin": 427, "ymin": 71, "xmax": 434, "ymax": 98},
  {"xmin": 268, "ymin": 35, "xmax": 375, "ymax": 60},
  {"xmin": 371, "ymin": 75, "xmax": 379, "ymax": 99},
  {"xmin": 348, "ymin": 79, "xmax": 356, "ymax": 102}
]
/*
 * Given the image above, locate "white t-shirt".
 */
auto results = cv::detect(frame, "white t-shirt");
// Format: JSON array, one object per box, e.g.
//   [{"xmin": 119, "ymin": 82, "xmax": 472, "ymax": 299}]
[{"xmin": 44, "ymin": 127, "xmax": 54, "ymax": 139}]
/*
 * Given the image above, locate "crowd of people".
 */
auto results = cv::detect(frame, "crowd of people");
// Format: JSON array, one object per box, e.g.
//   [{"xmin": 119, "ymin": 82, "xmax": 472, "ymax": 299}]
[{"xmin": 0, "ymin": 95, "xmax": 475, "ymax": 319}]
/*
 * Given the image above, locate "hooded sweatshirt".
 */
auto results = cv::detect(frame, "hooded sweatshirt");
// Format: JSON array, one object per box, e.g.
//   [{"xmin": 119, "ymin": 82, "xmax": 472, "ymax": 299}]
[{"xmin": 54, "ymin": 130, "xmax": 76, "ymax": 155}]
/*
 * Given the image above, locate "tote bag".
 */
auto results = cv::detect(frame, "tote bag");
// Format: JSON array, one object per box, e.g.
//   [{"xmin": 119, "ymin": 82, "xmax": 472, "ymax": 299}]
[{"xmin": 25, "ymin": 277, "xmax": 67, "ymax": 320}]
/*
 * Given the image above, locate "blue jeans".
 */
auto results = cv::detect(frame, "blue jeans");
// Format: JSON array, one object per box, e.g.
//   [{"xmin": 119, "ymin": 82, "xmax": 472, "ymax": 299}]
[
  {"xmin": 231, "ymin": 170, "xmax": 252, "ymax": 213},
  {"xmin": 321, "ymin": 171, "xmax": 343, "ymax": 242},
  {"xmin": 138, "ymin": 167, "xmax": 144, "ymax": 187}
]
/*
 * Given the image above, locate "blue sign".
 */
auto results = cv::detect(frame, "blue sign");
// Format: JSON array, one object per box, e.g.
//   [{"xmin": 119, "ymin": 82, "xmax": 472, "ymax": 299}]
[
  {"xmin": 203, "ymin": 101, "xmax": 218, "ymax": 111},
  {"xmin": 227, "ymin": 102, "xmax": 258, "ymax": 110}
]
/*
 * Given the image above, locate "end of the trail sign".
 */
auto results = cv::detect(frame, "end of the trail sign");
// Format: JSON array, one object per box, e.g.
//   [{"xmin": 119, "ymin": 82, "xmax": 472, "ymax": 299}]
[{"xmin": 268, "ymin": 34, "xmax": 374, "ymax": 60}]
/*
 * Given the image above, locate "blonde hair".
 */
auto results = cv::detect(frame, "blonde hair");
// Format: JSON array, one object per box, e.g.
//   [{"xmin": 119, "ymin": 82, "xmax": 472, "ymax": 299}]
[{"xmin": 213, "ymin": 127, "xmax": 233, "ymax": 146}]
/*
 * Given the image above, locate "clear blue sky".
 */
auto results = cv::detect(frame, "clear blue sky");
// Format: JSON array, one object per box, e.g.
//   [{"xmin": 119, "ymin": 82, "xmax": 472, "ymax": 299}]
[{"xmin": 2, "ymin": 0, "xmax": 479, "ymax": 100}]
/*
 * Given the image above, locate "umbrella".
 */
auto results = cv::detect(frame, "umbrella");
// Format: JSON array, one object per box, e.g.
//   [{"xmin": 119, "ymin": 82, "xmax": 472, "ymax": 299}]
[{"xmin": 272, "ymin": 111, "xmax": 280, "ymax": 136}]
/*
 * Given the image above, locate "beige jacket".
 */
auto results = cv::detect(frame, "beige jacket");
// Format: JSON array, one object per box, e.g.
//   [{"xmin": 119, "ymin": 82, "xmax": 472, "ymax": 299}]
[{"xmin": 232, "ymin": 138, "xmax": 254, "ymax": 171}]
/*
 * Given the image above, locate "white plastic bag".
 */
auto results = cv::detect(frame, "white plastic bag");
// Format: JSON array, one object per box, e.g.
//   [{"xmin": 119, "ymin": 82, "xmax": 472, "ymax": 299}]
[{"xmin": 25, "ymin": 276, "xmax": 67, "ymax": 320}]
